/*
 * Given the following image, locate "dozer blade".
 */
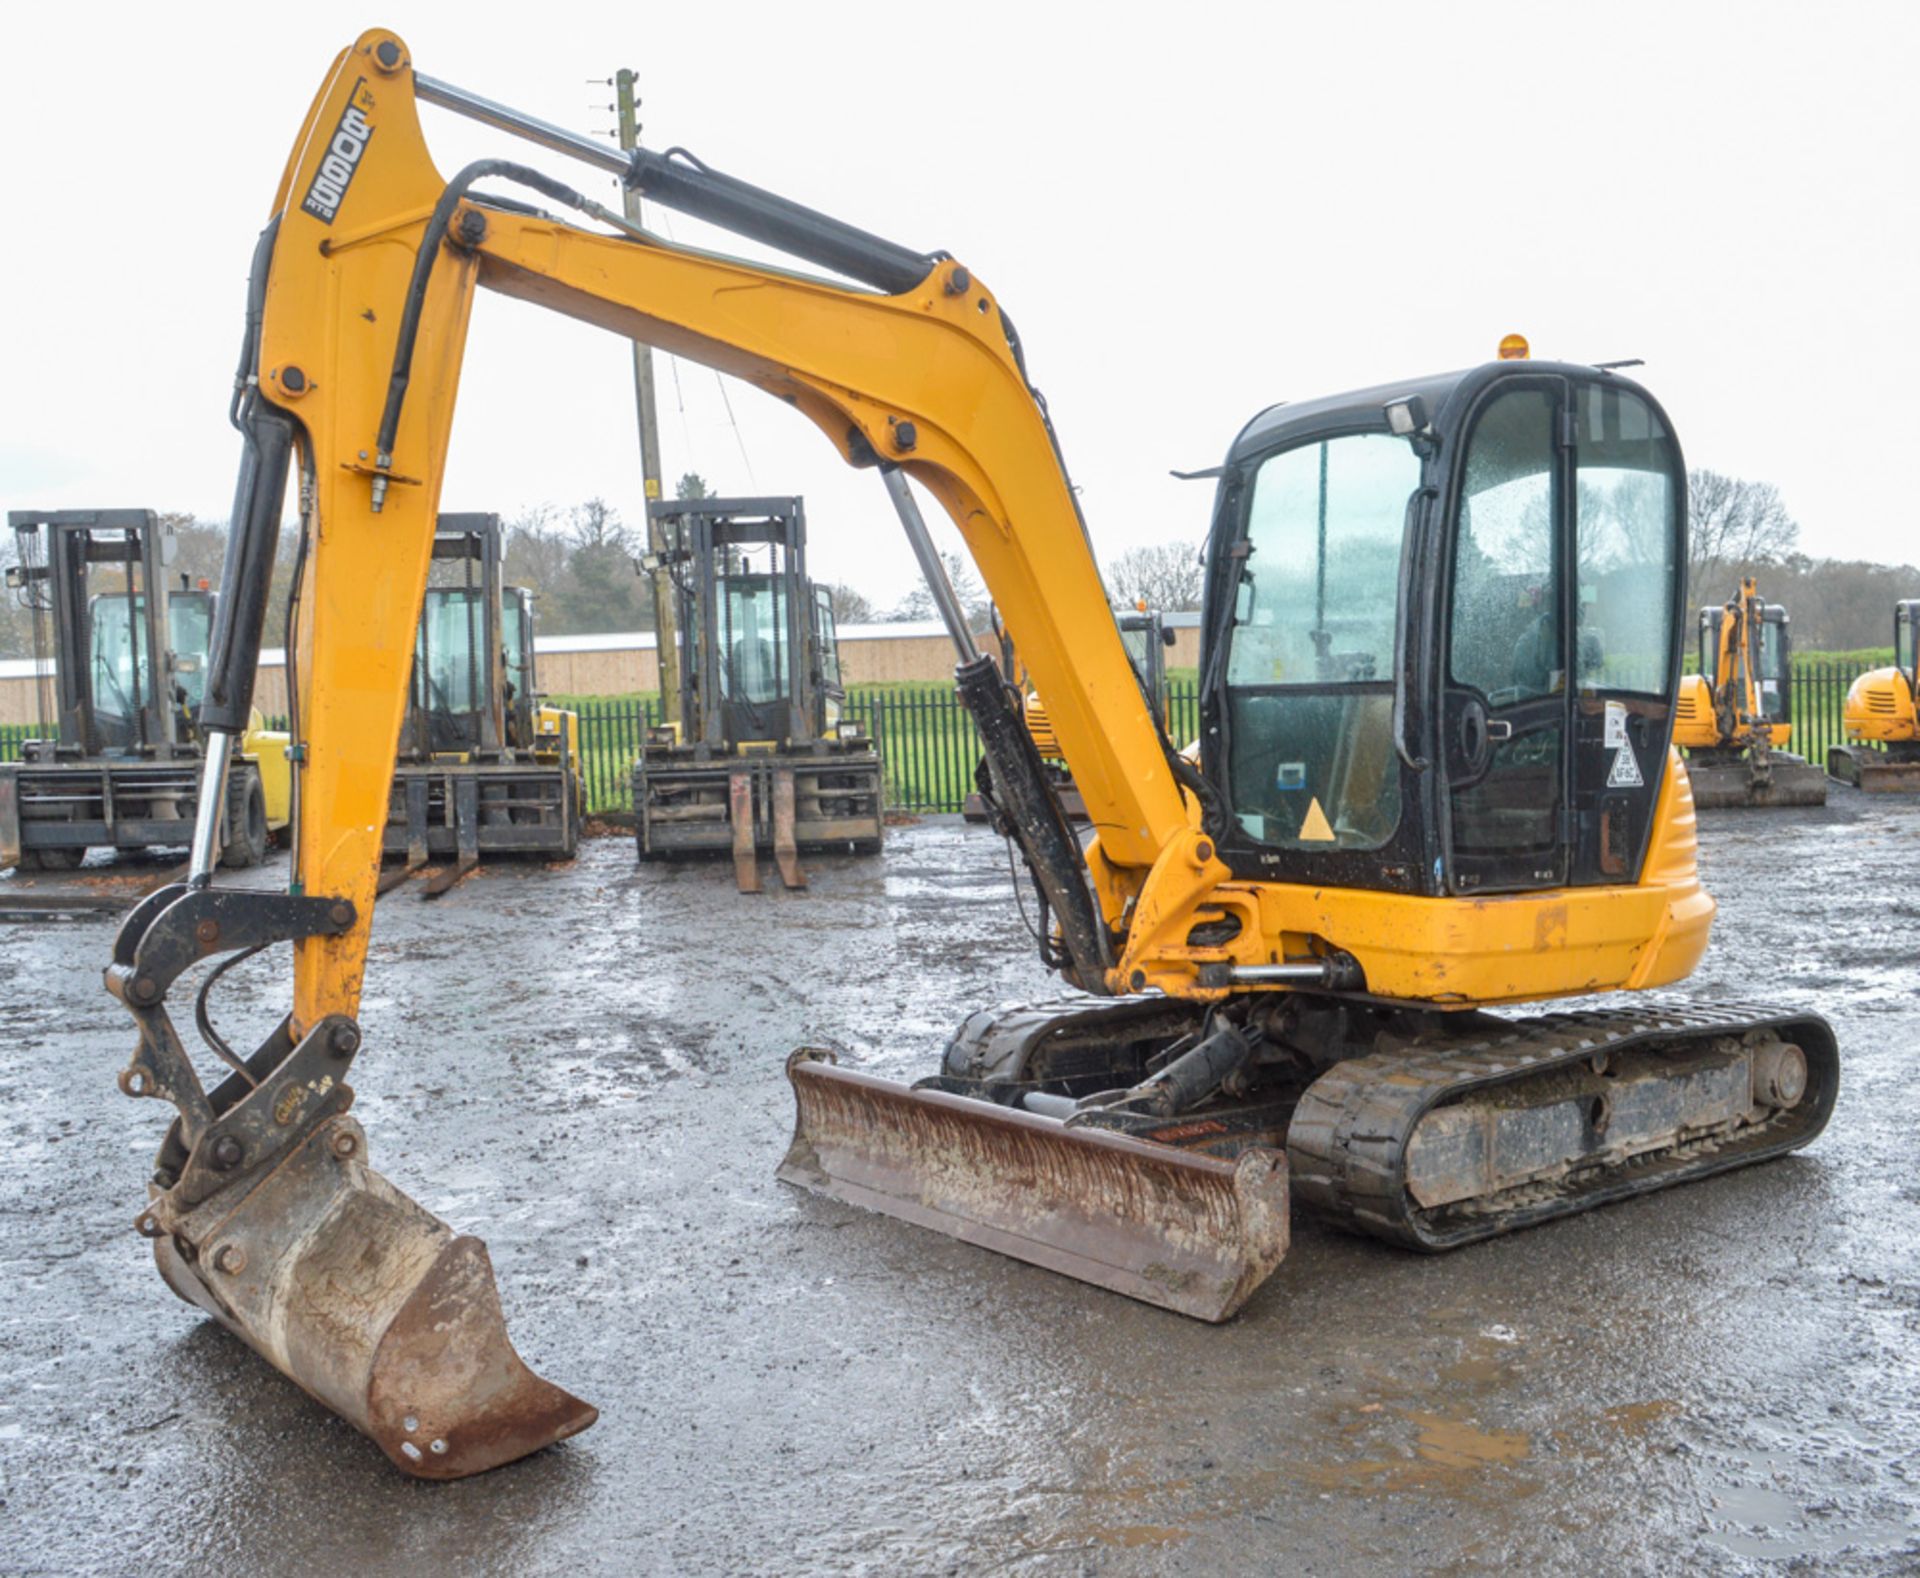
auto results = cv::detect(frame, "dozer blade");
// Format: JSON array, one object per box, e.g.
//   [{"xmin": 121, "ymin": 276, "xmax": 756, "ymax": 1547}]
[
  {"xmin": 778, "ymin": 1051, "xmax": 1288, "ymax": 1322},
  {"xmin": 1689, "ymin": 754, "xmax": 1828, "ymax": 808},
  {"xmin": 150, "ymin": 1113, "xmax": 596, "ymax": 1479},
  {"xmin": 1828, "ymin": 744, "xmax": 1920, "ymax": 793}
]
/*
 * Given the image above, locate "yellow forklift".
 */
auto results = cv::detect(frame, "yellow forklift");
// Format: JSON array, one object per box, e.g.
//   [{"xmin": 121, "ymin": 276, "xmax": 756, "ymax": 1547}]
[
  {"xmin": 382, "ymin": 515, "xmax": 580, "ymax": 895},
  {"xmin": 2, "ymin": 508, "xmax": 287, "ymax": 873},
  {"xmin": 1672, "ymin": 578, "xmax": 1825, "ymax": 806},
  {"xmin": 1827, "ymin": 600, "xmax": 1920, "ymax": 790},
  {"xmin": 633, "ymin": 496, "xmax": 882, "ymax": 890}
]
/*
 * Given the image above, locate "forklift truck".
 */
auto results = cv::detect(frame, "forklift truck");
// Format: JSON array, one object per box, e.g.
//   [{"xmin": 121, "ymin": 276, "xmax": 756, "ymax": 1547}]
[
  {"xmin": 383, "ymin": 515, "xmax": 581, "ymax": 893},
  {"xmin": 2, "ymin": 509, "xmax": 285, "ymax": 871},
  {"xmin": 633, "ymin": 497, "xmax": 882, "ymax": 890}
]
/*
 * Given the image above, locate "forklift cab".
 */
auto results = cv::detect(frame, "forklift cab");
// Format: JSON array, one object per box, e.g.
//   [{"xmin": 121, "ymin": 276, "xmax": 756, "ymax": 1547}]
[
  {"xmin": 652, "ymin": 496, "xmax": 844, "ymax": 752},
  {"xmin": 87, "ymin": 584, "xmax": 215, "ymax": 750},
  {"xmin": 8, "ymin": 509, "xmax": 197, "ymax": 759},
  {"xmin": 404, "ymin": 517, "xmax": 539, "ymax": 756}
]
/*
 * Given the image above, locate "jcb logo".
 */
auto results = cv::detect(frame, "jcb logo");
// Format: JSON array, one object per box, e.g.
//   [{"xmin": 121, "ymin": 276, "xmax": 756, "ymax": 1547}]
[{"xmin": 301, "ymin": 79, "xmax": 375, "ymax": 223}]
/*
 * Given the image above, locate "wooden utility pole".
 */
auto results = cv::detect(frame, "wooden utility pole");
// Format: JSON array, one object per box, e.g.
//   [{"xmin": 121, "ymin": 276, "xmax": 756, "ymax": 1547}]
[{"xmin": 615, "ymin": 67, "xmax": 680, "ymax": 723}]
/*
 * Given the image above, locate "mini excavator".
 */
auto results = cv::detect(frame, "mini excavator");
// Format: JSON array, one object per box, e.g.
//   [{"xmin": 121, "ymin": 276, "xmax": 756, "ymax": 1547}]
[
  {"xmin": 108, "ymin": 31, "xmax": 1838, "ymax": 1480},
  {"xmin": 1672, "ymin": 578, "xmax": 1826, "ymax": 806},
  {"xmin": 1828, "ymin": 600, "xmax": 1920, "ymax": 790}
]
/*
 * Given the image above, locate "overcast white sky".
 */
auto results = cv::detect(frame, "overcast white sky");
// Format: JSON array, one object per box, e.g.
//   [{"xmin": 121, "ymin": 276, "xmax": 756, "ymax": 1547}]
[{"xmin": 3, "ymin": 2, "xmax": 1914, "ymax": 607}]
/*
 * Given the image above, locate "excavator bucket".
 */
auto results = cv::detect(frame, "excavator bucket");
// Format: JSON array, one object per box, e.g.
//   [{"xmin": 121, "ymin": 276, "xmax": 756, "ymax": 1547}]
[
  {"xmin": 778, "ymin": 1052, "xmax": 1289, "ymax": 1322},
  {"xmin": 148, "ymin": 1113, "xmax": 596, "ymax": 1479}
]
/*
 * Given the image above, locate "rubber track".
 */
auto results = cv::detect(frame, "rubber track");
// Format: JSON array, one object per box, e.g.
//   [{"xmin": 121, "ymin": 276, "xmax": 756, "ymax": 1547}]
[{"xmin": 1286, "ymin": 998, "xmax": 1839, "ymax": 1251}]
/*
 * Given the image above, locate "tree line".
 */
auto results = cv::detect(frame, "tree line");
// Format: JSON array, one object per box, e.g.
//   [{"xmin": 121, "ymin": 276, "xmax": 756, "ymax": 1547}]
[{"xmin": 1, "ymin": 470, "xmax": 1907, "ymax": 661}]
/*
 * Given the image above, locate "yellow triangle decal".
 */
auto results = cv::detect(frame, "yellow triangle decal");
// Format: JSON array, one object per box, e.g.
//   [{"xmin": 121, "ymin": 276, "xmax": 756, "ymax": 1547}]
[{"xmin": 1299, "ymin": 797, "xmax": 1335, "ymax": 842}]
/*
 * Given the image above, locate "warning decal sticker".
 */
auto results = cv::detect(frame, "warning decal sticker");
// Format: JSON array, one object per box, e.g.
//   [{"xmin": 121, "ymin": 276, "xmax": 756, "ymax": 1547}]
[{"xmin": 1606, "ymin": 744, "xmax": 1644, "ymax": 788}]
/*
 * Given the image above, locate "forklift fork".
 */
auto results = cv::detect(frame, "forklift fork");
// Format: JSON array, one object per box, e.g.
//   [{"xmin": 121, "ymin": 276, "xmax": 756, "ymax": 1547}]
[
  {"xmin": 422, "ymin": 774, "xmax": 481, "ymax": 898},
  {"xmin": 771, "ymin": 768, "xmax": 806, "ymax": 890},
  {"xmin": 729, "ymin": 769, "xmax": 761, "ymax": 892}
]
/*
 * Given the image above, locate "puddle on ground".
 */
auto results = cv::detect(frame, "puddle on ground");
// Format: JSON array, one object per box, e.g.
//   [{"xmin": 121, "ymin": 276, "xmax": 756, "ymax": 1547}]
[{"xmin": 1407, "ymin": 1410, "xmax": 1531, "ymax": 1469}]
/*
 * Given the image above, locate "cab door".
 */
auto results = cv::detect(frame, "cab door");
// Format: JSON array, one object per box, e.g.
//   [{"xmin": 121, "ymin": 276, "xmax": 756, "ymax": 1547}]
[
  {"xmin": 1564, "ymin": 380, "xmax": 1683, "ymax": 886},
  {"xmin": 1441, "ymin": 381, "xmax": 1572, "ymax": 893}
]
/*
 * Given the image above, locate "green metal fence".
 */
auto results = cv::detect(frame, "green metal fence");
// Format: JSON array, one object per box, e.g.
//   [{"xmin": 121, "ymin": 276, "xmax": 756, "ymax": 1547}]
[
  {"xmin": 1787, "ymin": 660, "xmax": 1861, "ymax": 770},
  {"xmin": 0, "ymin": 666, "xmax": 1877, "ymax": 814}
]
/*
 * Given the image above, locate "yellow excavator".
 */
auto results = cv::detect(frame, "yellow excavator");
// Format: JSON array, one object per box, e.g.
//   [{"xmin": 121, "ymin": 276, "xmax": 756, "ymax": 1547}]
[
  {"xmin": 1827, "ymin": 600, "xmax": 1920, "ymax": 790},
  {"xmin": 1671, "ymin": 578, "xmax": 1826, "ymax": 806},
  {"xmin": 109, "ymin": 30, "xmax": 1838, "ymax": 1481}
]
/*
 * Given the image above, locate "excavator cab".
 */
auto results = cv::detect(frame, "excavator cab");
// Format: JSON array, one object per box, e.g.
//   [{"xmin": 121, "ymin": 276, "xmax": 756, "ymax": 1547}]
[
  {"xmin": 1118, "ymin": 608, "xmax": 1177, "ymax": 715},
  {"xmin": 1204, "ymin": 365, "xmax": 1685, "ymax": 892},
  {"xmin": 967, "ymin": 605, "xmax": 1179, "ymax": 822},
  {"xmin": 1831, "ymin": 598, "xmax": 1920, "ymax": 789},
  {"xmin": 1693, "ymin": 599, "xmax": 1793, "ymax": 737}
]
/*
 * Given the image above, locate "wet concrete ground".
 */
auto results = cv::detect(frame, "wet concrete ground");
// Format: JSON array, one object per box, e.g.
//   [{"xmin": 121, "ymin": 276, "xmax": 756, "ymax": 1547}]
[{"xmin": 2, "ymin": 795, "xmax": 1918, "ymax": 1574}]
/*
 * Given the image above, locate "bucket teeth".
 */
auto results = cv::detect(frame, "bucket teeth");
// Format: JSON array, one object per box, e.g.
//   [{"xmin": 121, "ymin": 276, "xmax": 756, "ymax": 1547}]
[
  {"xmin": 152, "ymin": 1115, "xmax": 595, "ymax": 1479},
  {"xmin": 778, "ymin": 1051, "xmax": 1288, "ymax": 1322}
]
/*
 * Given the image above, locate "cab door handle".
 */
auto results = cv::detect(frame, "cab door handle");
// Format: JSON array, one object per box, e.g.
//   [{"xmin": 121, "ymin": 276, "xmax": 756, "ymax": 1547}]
[{"xmin": 1486, "ymin": 720, "xmax": 1513, "ymax": 742}]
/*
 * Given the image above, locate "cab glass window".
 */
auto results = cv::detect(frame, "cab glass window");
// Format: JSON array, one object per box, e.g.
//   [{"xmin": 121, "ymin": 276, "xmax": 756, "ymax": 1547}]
[
  {"xmin": 1449, "ymin": 389, "xmax": 1559, "ymax": 704},
  {"xmin": 417, "ymin": 588, "xmax": 484, "ymax": 716},
  {"xmin": 1573, "ymin": 384, "xmax": 1678, "ymax": 696},
  {"xmin": 168, "ymin": 594, "xmax": 212, "ymax": 710},
  {"xmin": 1757, "ymin": 617, "xmax": 1787, "ymax": 718},
  {"xmin": 813, "ymin": 588, "xmax": 843, "ymax": 691},
  {"xmin": 722, "ymin": 576, "xmax": 787, "ymax": 704},
  {"xmin": 1696, "ymin": 609, "xmax": 1718, "ymax": 679},
  {"xmin": 1224, "ymin": 431, "xmax": 1420, "ymax": 850},
  {"xmin": 89, "ymin": 596, "xmax": 148, "ymax": 723}
]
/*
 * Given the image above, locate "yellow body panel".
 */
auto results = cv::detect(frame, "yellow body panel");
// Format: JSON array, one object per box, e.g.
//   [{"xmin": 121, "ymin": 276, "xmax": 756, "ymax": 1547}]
[
  {"xmin": 534, "ymin": 704, "xmax": 582, "ymax": 786},
  {"xmin": 1842, "ymin": 667, "xmax": 1917, "ymax": 743},
  {"xmin": 253, "ymin": 30, "xmax": 1713, "ymax": 1034},
  {"xmin": 1672, "ymin": 673, "xmax": 1716, "ymax": 749},
  {"xmin": 1111, "ymin": 750, "xmax": 1712, "ymax": 1003},
  {"xmin": 241, "ymin": 710, "xmax": 293, "ymax": 831}
]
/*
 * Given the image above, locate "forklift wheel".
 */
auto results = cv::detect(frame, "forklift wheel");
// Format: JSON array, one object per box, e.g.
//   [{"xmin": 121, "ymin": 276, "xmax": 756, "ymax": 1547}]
[{"xmin": 222, "ymin": 774, "xmax": 270, "ymax": 869}]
